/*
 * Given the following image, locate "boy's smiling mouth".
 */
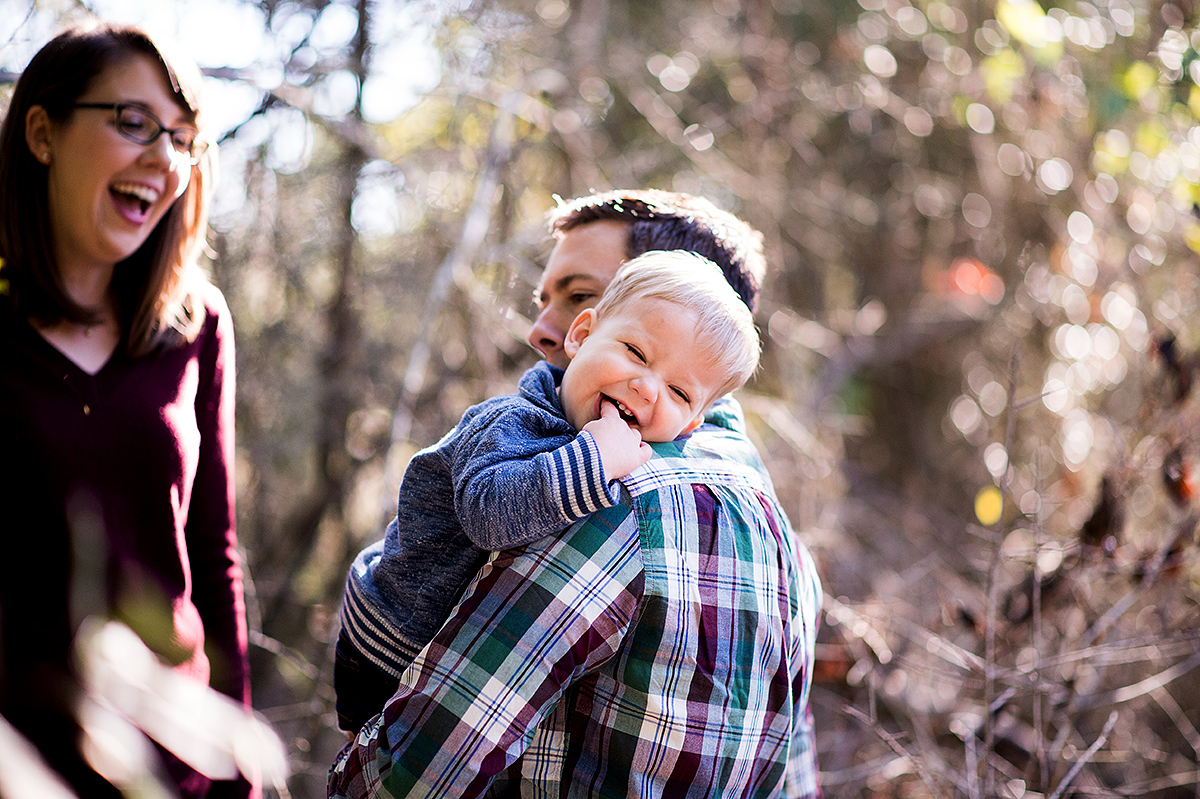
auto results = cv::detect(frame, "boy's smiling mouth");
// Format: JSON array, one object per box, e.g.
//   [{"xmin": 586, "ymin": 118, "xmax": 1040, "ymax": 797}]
[{"xmin": 602, "ymin": 395, "xmax": 638, "ymax": 425}]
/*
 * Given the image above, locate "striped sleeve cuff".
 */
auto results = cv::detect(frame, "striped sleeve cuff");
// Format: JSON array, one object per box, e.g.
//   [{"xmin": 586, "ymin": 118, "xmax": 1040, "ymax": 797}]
[
  {"xmin": 340, "ymin": 575, "xmax": 424, "ymax": 679},
  {"xmin": 548, "ymin": 431, "xmax": 621, "ymax": 523}
]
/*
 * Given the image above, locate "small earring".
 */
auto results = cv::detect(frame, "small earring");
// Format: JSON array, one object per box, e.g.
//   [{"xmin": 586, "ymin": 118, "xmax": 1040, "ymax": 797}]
[{"xmin": 39, "ymin": 151, "xmax": 50, "ymax": 164}]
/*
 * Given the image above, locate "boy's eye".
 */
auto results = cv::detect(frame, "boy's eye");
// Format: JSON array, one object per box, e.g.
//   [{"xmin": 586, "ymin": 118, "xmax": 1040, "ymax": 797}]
[
  {"xmin": 624, "ymin": 343, "xmax": 646, "ymax": 362},
  {"xmin": 671, "ymin": 386, "xmax": 692, "ymax": 405}
]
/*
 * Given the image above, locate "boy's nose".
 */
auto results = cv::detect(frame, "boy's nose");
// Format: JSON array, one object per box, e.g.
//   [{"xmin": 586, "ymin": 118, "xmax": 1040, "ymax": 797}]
[{"xmin": 628, "ymin": 374, "xmax": 659, "ymax": 403}]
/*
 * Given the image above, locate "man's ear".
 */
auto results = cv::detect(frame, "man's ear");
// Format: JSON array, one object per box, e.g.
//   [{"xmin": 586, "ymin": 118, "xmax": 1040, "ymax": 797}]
[
  {"xmin": 25, "ymin": 105, "xmax": 53, "ymax": 163},
  {"xmin": 563, "ymin": 308, "xmax": 596, "ymax": 359}
]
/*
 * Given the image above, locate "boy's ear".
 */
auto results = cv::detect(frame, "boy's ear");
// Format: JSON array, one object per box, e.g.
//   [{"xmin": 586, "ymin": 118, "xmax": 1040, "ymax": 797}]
[
  {"xmin": 680, "ymin": 415, "xmax": 704, "ymax": 436},
  {"xmin": 563, "ymin": 308, "xmax": 596, "ymax": 359}
]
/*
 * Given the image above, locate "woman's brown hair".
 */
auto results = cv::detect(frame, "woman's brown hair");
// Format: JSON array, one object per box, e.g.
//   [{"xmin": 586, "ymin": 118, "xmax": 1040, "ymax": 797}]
[{"xmin": 0, "ymin": 22, "xmax": 214, "ymax": 355}]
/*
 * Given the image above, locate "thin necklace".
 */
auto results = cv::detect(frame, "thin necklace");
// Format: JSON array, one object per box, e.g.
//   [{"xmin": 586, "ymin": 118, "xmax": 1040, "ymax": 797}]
[{"xmin": 79, "ymin": 313, "xmax": 111, "ymax": 337}]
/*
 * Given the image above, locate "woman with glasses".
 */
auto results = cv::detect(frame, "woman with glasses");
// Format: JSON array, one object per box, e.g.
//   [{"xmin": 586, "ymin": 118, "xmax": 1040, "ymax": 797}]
[{"xmin": 0, "ymin": 23, "xmax": 256, "ymax": 799}]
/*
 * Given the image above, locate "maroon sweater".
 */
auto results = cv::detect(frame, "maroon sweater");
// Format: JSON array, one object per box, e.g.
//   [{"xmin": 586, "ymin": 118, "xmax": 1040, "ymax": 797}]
[{"xmin": 0, "ymin": 281, "xmax": 251, "ymax": 797}]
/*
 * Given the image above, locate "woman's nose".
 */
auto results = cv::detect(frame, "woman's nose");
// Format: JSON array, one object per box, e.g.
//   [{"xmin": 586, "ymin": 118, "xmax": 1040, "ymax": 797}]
[{"xmin": 140, "ymin": 130, "xmax": 177, "ymax": 165}]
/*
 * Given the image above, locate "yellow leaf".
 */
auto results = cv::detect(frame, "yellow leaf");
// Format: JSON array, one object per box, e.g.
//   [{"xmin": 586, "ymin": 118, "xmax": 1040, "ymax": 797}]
[
  {"xmin": 1170, "ymin": 177, "xmax": 1197, "ymax": 207},
  {"xmin": 981, "ymin": 49, "xmax": 1026, "ymax": 104},
  {"xmin": 975, "ymin": 485, "xmax": 1004, "ymax": 526},
  {"xmin": 1189, "ymin": 85, "xmax": 1200, "ymax": 119},
  {"xmin": 995, "ymin": 0, "xmax": 1063, "ymax": 63},
  {"xmin": 1134, "ymin": 119, "xmax": 1169, "ymax": 156},
  {"xmin": 1092, "ymin": 129, "xmax": 1131, "ymax": 176},
  {"xmin": 997, "ymin": 0, "xmax": 1047, "ymax": 46},
  {"xmin": 1184, "ymin": 221, "xmax": 1200, "ymax": 255},
  {"xmin": 1122, "ymin": 61, "xmax": 1159, "ymax": 100}
]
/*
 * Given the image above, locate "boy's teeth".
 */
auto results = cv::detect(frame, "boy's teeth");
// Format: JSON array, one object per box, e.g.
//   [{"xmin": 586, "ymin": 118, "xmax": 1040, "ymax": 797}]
[{"xmin": 613, "ymin": 400, "xmax": 635, "ymax": 422}]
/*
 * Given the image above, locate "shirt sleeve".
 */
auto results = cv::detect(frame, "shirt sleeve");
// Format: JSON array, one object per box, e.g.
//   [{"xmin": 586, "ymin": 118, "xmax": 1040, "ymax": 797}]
[
  {"xmin": 450, "ymin": 405, "xmax": 620, "ymax": 550},
  {"xmin": 784, "ymin": 538, "xmax": 824, "ymax": 798},
  {"xmin": 783, "ymin": 703, "xmax": 821, "ymax": 799},
  {"xmin": 327, "ymin": 503, "xmax": 646, "ymax": 799}
]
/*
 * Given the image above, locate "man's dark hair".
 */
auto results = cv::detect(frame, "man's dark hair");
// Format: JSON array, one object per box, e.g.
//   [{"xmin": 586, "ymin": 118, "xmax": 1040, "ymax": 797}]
[{"xmin": 546, "ymin": 189, "xmax": 765, "ymax": 313}]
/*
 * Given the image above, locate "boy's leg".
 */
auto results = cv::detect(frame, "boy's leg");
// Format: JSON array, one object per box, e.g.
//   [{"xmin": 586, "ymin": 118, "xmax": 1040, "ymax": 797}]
[{"xmin": 333, "ymin": 629, "xmax": 401, "ymax": 733}]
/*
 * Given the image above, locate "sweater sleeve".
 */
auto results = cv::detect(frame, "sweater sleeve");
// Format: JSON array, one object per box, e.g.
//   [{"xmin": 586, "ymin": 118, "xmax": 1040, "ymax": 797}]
[
  {"xmin": 183, "ymin": 290, "xmax": 250, "ymax": 706},
  {"xmin": 449, "ymin": 406, "xmax": 621, "ymax": 551},
  {"xmin": 184, "ymin": 289, "xmax": 258, "ymax": 799}
]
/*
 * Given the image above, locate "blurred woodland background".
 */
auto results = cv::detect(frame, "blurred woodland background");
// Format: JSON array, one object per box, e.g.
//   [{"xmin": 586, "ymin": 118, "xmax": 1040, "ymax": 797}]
[{"xmin": 5, "ymin": 0, "xmax": 1200, "ymax": 796}]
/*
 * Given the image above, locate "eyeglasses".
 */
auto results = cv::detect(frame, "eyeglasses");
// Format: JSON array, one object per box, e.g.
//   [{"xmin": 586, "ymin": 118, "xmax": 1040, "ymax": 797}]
[{"xmin": 72, "ymin": 102, "xmax": 207, "ymax": 164}]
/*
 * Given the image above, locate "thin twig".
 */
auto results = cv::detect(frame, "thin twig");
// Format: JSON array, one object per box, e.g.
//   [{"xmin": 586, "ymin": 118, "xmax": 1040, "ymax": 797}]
[
  {"xmin": 1081, "ymin": 513, "xmax": 1199, "ymax": 649},
  {"xmin": 1012, "ymin": 390, "xmax": 1052, "ymax": 412},
  {"xmin": 1047, "ymin": 710, "xmax": 1119, "ymax": 799},
  {"xmin": 1033, "ymin": 450, "xmax": 1048, "ymax": 793},
  {"xmin": 249, "ymin": 630, "xmax": 320, "ymax": 681},
  {"xmin": 842, "ymin": 704, "xmax": 944, "ymax": 797},
  {"xmin": 1149, "ymin": 686, "xmax": 1200, "ymax": 756},
  {"xmin": 1075, "ymin": 648, "xmax": 1200, "ymax": 710},
  {"xmin": 964, "ymin": 720, "xmax": 980, "ymax": 799},
  {"xmin": 818, "ymin": 754, "xmax": 905, "ymax": 786},
  {"xmin": 1147, "ymin": 681, "xmax": 1200, "ymax": 796},
  {"xmin": 984, "ymin": 348, "xmax": 1021, "ymax": 796}
]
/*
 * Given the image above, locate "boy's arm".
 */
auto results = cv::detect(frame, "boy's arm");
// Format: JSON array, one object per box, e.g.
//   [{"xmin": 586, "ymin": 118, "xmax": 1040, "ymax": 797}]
[{"xmin": 449, "ymin": 404, "xmax": 633, "ymax": 551}]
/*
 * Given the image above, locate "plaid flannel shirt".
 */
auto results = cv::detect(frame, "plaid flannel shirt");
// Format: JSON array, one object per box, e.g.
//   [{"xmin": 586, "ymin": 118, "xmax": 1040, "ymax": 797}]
[{"xmin": 328, "ymin": 409, "xmax": 822, "ymax": 798}]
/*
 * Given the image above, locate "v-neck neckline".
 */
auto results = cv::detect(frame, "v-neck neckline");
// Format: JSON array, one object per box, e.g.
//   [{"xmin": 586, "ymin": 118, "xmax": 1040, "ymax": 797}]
[
  {"xmin": 17, "ymin": 313, "xmax": 123, "ymax": 381},
  {"xmin": 38, "ymin": 329, "xmax": 119, "ymax": 377}
]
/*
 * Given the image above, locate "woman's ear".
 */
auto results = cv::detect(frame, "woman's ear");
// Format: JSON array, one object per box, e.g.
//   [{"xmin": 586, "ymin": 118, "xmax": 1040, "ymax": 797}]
[
  {"xmin": 25, "ymin": 105, "xmax": 53, "ymax": 164},
  {"xmin": 563, "ymin": 308, "xmax": 596, "ymax": 359}
]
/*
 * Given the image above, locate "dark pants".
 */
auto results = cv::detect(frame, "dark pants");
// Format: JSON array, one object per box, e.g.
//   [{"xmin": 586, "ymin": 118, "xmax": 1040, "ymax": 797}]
[{"xmin": 333, "ymin": 630, "xmax": 401, "ymax": 733}]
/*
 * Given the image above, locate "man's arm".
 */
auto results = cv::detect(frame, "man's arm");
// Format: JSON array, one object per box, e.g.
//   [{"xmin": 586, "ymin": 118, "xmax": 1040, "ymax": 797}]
[{"xmin": 328, "ymin": 504, "xmax": 646, "ymax": 799}]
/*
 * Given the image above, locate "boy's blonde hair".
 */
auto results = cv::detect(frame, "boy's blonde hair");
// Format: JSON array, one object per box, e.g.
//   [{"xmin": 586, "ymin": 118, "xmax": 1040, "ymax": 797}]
[{"xmin": 593, "ymin": 250, "xmax": 760, "ymax": 399}]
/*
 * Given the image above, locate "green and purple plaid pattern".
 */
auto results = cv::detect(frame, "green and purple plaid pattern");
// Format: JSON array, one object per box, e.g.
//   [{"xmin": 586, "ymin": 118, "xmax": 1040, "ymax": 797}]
[{"xmin": 329, "ymin": 421, "xmax": 822, "ymax": 799}]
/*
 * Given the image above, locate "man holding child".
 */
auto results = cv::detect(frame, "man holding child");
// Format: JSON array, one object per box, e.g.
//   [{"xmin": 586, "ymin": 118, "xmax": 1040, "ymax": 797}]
[{"xmin": 328, "ymin": 190, "xmax": 823, "ymax": 798}]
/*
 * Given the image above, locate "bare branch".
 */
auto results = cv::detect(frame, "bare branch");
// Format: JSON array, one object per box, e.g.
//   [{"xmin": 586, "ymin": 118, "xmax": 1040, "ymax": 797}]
[{"xmin": 1047, "ymin": 711, "xmax": 1119, "ymax": 799}]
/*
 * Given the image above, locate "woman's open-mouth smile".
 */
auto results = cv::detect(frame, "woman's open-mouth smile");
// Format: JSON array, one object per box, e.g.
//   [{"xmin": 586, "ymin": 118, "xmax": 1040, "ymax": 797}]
[{"xmin": 110, "ymin": 181, "xmax": 160, "ymax": 224}]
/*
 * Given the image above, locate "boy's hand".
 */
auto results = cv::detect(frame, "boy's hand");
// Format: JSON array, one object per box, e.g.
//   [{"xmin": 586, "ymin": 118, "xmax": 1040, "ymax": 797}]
[{"xmin": 583, "ymin": 400, "xmax": 652, "ymax": 479}]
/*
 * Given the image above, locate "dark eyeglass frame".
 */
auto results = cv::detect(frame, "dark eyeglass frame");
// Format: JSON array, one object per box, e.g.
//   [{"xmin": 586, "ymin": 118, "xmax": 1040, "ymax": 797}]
[{"xmin": 72, "ymin": 102, "xmax": 207, "ymax": 164}]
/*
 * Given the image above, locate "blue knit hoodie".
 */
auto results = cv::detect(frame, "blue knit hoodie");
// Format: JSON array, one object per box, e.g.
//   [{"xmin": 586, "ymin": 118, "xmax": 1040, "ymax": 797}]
[{"xmin": 340, "ymin": 361, "xmax": 620, "ymax": 677}]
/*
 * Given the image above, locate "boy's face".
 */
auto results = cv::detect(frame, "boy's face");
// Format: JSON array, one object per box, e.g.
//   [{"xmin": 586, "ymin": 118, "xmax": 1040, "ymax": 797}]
[{"xmin": 559, "ymin": 296, "xmax": 724, "ymax": 443}]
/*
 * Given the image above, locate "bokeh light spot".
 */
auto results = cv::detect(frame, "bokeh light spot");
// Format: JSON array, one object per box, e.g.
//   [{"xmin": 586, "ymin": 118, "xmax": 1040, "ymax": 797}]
[
  {"xmin": 975, "ymin": 485, "xmax": 1004, "ymax": 526},
  {"xmin": 864, "ymin": 45, "xmax": 898, "ymax": 77}
]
